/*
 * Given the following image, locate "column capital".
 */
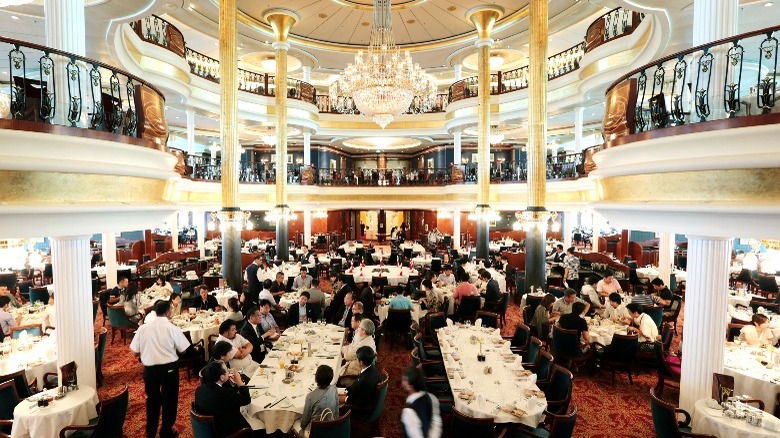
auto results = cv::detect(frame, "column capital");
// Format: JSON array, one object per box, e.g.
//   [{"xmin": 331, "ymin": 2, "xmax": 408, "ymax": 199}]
[
  {"xmin": 475, "ymin": 38, "xmax": 494, "ymax": 48},
  {"xmin": 685, "ymin": 235, "xmax": 732, "ymax": 242},
  {"xmin": 272, "ymin": 41, "xmax": 291, "ymax": 51},
  {"xmin": 263, "ymin": 9, "xmax": 300, "ymax": 43},
  {"xmin": 50, "ymin": 234, "xmax": 92, "ymax": 242},
  {"xmin": 466, "ymin": 5, "xmax": 504, "ymax": 40},
  {"xmin": 185, "ymin": 109, "xmax": 196, "ymax": 116}
]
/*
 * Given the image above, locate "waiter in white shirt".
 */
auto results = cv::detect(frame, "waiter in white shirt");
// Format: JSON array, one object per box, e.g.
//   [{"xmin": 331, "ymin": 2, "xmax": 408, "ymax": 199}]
[{"xmin": 130, "ymin": 300, "xmax": 190, "ymax": 438}]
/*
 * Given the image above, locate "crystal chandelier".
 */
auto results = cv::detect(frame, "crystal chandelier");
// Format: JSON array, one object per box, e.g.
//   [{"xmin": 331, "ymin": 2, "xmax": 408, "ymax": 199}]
[
  {"xmin": 468, "ymin": 205, "xmax": 500, "ymax": 222},
  {"xmin": 489, "ymin": 125, "xmax": 504, "ymax": 144},
  {"xmin": 328, "ymin": 0, "xmax": 437, "ymax": 128},
  {"xmin": 265, "ymin": 206, "xmax": 297, "ymax": 223},
  {"xmin": 261, "ymin": 126, "xmax": 276, "ymax": 146}
]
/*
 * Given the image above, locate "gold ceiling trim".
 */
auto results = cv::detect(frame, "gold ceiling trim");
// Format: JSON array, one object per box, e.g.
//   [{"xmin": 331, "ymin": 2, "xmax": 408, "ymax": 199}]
[
  {"xmin": 124, "ymin": 33, "xmax": 191, "ymax": 84},
  {"xmin": 0, "ymin": 171, "xmax": 173, "ymax": 205},
  {"xmin": 226, "ymin": 2, "xmax": 529, "ymax": 53},
  {"xmin": 446, "ymin": 103, "xmax": 500, "ymax": 121},
  {"xmin": 596, "ymin": 168, "xmax": 780, "ymax": 204},
  {"xmin": 330, "ymin": 0, "xmax": 428, "ymax": 11}
]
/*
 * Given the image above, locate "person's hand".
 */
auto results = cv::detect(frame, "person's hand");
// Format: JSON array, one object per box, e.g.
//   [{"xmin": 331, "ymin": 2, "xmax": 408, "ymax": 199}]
[{"xmin": 232, "ymin": 368, "xmax": 244, "ymax": 386}]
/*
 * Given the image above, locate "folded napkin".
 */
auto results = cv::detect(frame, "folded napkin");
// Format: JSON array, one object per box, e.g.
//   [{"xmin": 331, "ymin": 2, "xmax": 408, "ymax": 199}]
[
  {"xmin": 514, "ymin": 356, "xmax": 523, "ymax": 368},
  {"xmin": 475, "ymin": 319, "xmax": 482, "ymax": 328},
  {"xmin": 763, "ymin": 414, "xmax": 780, "ymax": 432},
  {"xmin": 446, "ymin": 318, "xmax": 453, "ymax": 327}
]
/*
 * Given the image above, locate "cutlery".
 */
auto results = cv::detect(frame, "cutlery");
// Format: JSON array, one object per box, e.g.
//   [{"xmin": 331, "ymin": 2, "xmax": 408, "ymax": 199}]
[{"xmin": 267, "ymin": 396, "xmax": 288, "ymax": 409}]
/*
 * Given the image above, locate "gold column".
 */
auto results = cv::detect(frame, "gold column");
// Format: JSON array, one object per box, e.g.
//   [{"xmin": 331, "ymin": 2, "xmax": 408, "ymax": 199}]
[
  {"xmin": 264, "ymin": 9, "xmax": 299, "ymax": 261},
  {"xmin": 218, "ymin": 0, "xmax": 243, "ymax": 290},
  {"xmin": 467, "ymin": 5, "xmax": 503, "ymax": 260},
  {"xmin": 524, "ymin": 0, "xmax": 550, "ymax": 293}
]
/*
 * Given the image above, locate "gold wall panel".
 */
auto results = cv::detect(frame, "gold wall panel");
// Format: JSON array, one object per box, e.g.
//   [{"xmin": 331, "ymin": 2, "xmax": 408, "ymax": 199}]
[
  {"xmin": 597, "ymin": 169, "xmax": 780, "ymax": 203},
  {"xmin": 0, "ymin": 171, "xmax": 172, "ymax": 205}
]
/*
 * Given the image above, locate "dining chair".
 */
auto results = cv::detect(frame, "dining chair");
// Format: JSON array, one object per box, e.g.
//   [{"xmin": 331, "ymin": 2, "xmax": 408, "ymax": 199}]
[
  {"xmin": 456, "ymin": 296, "xmax": 481, "ymax": 323},
  {"xmin": 525, "ymin": 295, "xmax": 544, "ymax": 316},
  {"xmin": 95, "ymin": 328, "xmax": 108, "ymax": 387},
  {"xmin": 385, "ymin": 308, "xmax": 412, "ymax": 348},
  {"xmin": 0, "ymin": 369, "xmax": 37, "ymax": 399},
  {"xmin": 414, "ymin": 332, "xmax": 442, "ymax": 362},
  {"xmin": 345, "ymin": 369, "xmax": 388, "ymax": 437},
  {"xmin": 10, "ymin": 324, "xmax": 42, "ymax": 339},
  {"xmin": 642, "ymin": 306, "xmax": 664, "ymax": 328},
  {"xmin": 476, "ymin": 310, "xmax": 501, "ymax": 329},
  {"xmin": 291, "ymin": 410, "xmax": 351, "ymax": 438},
  {"xmin": 594, "ymin": 333, "xmax": 639, "ymax": 385},
  {"xmin": 502, "ymin": 406, "xmax": 577, "ymax": 438},
  {"xmin": 106, "ymin": 304, "xmax": 137, "ymax": 344},
  {"xmin": 522, "ymin": 337, "xmax": 543, "ymax": 368},
  {"xmin": 451, "ymin": 408, "xmax": 498, "ymax": 437},
  {"xmin": 190, "ymin": 403, "xmax": 252, "ymax": 438},
  {"xmin": 179, "ymin": 331, "xmax": 206, "ymax": 381},
  {"xmin": 710, "ymin": 373, "xmax": 764, "ymax": 410},
  {"xmin": 550, "ymin": 326, "xmax": 593, "ymax": 373},
  {"xmin": 662, "ymin": 295, "xmax": 683, "ymax": 335},
  {"xmin": 423, "ymin": 311, "xmax": 447, "ymax": 340},
  {"xmin": 92, "ymin": 297, "xmax": 100, "ymax": 324},
  {"xmin": 649, "ymin": 388, "xmax": 716, "ymax": 438},
  {"xmin": 28, "ymin": 287, "xmax": 49, "ymax": 305},
  {"xmin": 503, "ymin": 323, "xmax": 532, "ymax": 355},
  {"xmin": 58, "ymin": 384, "xmax": 129, "ymax": 437},
  {"xmin": 0, "ymin": 379, "xmax": 21, "ymax": 437},
  {"xmin": 726, "ymin": 323, "xmax": 744, "ymax": 342},
  {"xmin": 653, "ymin": 341, "xmax": 681, "ymax": 396},
  {"xmin": 495, "ymin": 292, "xmax": 511, "ymax": 327},
  {"xmin": 526, "ymin": 350, "xmax": 554, "ymax": 386},
  {"xmin": 541, "ymin": 365, "xmax": 573, "ymax": 415}
]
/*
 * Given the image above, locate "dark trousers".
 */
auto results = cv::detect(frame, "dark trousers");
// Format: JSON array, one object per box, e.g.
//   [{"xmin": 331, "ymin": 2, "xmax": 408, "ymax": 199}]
[{"xmin": 143, "ymin": 362, "xmax": 179, "ymax": 438}]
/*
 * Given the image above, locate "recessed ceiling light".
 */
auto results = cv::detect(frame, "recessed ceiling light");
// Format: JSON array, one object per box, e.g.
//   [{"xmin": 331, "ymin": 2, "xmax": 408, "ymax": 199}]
[
  {"xmin": 765, "ymin": 2, "xmax": 773, "ymax": 6},
  {"xmin": 11, "ymin": 16, "xmax": 19, "ymax": 20}
]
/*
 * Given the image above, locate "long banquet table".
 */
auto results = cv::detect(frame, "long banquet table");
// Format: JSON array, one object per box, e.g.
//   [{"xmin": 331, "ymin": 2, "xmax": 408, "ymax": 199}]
[
  {"xmin": 349, "ymin": 266, "xmax": 419, "ymax": 287},
  {"xmin": 437, "ymin": 324, "xmax": 547, "ymax": 428},
  {"xmin": 243, "ymin": 323, "xmax": 346, "ymax": 433}
]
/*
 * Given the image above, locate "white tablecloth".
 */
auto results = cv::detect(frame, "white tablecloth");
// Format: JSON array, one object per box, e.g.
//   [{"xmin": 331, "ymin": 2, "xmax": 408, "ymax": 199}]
[
  {"xmin": 349, "ymin": 266, "xmax": 418, "ymax": 287},
  {"xmin": 279, "ymin": 292, "xmax": 332, "ymax": 311},
  {"xmin": 462, "ymin": 264, "xmax": 506, "ymax": 293},
  {"xmin": 244, "ymin": 324, "xmax": 346, "ymax": 433},
  {"xmin": 411, "ymin": 256, "xmax": 441, "ymax": 268},
  {"xmin": 211, "ymin": 290, "xmax": 238, "ymax": 309},
  {"xmin": 91, "ymin": 265, "xmax": 137, "ymax": 279},
  {"xmin": 12, "ymin": 305, "xmax": 53, "ymax": 331},
  {"xmin": 723, "ymin": 345, "xmax": 780, "ymax": 413},
  {"xmin": 256, "ymin": 264, "xmax": 303, "ymax": 283},
  {"xmin": 458, "ymin": 243, "xmax": 501, "ymax": 257},
  {"xmin": 437, "ymin": 325, "xmax": 547, "ymax": 427},
  {"xmin": 376, "ymin": 301, "xmax": 426, "ymax": 324},
  {"xmin": 729, "ymin": 293, "xmax": 763, "ymax": 308},
  {"xmin": 338, "ymin": 243, "xmax": 363, "ymax": 254},
  {"xmin": 399, "ymin": 243, "xmax": 426, "ymax": 255},
  {"xmin": 692, "ymin": 399, "xmax": 780, "ymax": 438},
  {"xmin": 0, "ymin": 335, "xmax": 57, "ymax": 391},
  {"xmin": 172, "ymin": 311, "xmax": 228, "ymax": 348},
  {"xmin": 635, "ymin": 267, "xmax": 687, "ymax": 283},
  {"xmin": 11, "ymin": 386, "xmax": 99, "ymax": 438}
]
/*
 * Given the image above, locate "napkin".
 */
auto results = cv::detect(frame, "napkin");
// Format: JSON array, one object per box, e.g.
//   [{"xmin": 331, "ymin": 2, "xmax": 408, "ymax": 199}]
[
  {"xmin": 514, "ymin": 357, "xmax": 524, "ymax": 368},
  {"xmin": 446, "ymin": 318, "xmax": 453, "ymax": 327},
  {"xmin": 764, "ymin": 414, "xmax": 780, "ymax": 432},
  {"xmin": 527, "ymin": 374, "xmax": 537, "ymax": 386},
  {"xmin": 475, "ymin": 319, "xmax": 482, "ymax": 328}
]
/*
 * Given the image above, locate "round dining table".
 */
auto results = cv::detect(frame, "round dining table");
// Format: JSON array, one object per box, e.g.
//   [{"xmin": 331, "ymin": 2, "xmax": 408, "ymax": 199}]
[
  {"xmin": 349, "ymin": 266, "xmax": 418, "ymax": 287},
  {"xmin": 722, "ymin": 344, "xmax": 780, "ymax": 413},
  {"xmin": 0, "ymin": 334, "xmax": 57, "ymax": 390},
  {"xmin": 692, "ymin": 399, "xmax": 780, "ymax": 438},
  {"xmin": 278, "ymin": 292, "xmax": 332, "ymax": 311},
  {"xmin": 376, "ymin": 299, "xmax": 426, "ymax": 324},
  {"xmin": 11, "ymin": 386, "xmax": 99, "ymax": 438}
]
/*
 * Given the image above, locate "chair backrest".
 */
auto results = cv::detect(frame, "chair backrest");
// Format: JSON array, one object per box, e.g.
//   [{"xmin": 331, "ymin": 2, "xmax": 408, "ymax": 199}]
[
  {"xmin": 91, "ymin": 384, "xmax": 129, "ymax": 436},
  {"xmin": 459, "ymin": 296, "xmax": 481, "ymax": 319},
  {"xmin": 0, "ymin": 369, "xmax": 33, "ymax": 399},
  {"xmin": 95, "ymin": 327, "xmax": 108, "ymax": 367},
  {"xmin": 649, "ymin": 388, "xmax": 685, "ymax": 438},
  {"xmin": 548, "ymin": 286, "xmax": 565, "ymax": 298},
  {"xmin": 545, "ymin": 365, "xmax": 573, "ymax": 411},
  {"xmin": 668, "ymin": 295, "xmax": 682, "ymax": 317},
  {"xmin": 191, "ymin": 403, "xmax": 219, "ymax": 438},
  {"xmin": 0, "ymin": 379, "xmax": 20, "ymax": 422},
  {"xmin": 551, "ymin": 325, "xmax": 583, "ymax": 359},
  {"xmin": 712, "ymin": 373, "xmax": 735, "ymax": 403},
  {"xmin": 452, "ymin": 407, "xmax": 495, "ymax": 437},
  {"xmin": 548, "ymin": 406, "xmax": 578, "ymax": 438},
  {"xmin": 661, "ymin": 324, "xmax": 673, "ymax": 352},
  {"xmin": 92, "ymin": 298, "xmax": 100, "ymax": 322},
  {"xmin": 387, "ymin": 309, "xmax": 412, "ymax": 332},
  {"xmin": 426, "ymin": 312, "xmax": 447, "ymax": 336},
  {"xmin": 526, "ymin": 295, "xmax": 543, "ymax": 314},
  {"xmin": 11, "ymin": 324, "xmax": 42, "ymax": 339},
  {"xmin": 410, "ymin": 348, "xmax": 421, "ymax": 368},
  {"xmin": 498, "ymin": 292, "xmax": 510, "ymax": 315},
  {"xmin": 642, "ymin": 306, "xmax": 663, "ymax": 328},
  {"xmin": 310, "ymin": 409, "xmax": 351, "ymax": 438},
  {"xmin": 653, "ymin": 341, "xmax": 678, "ymax": 378},
  {"xmin": 526, "ymin": 337, "xmax": 542, "ymax": 365},
  {"xmin": 364, "ymin": 370, "xmax": 389, "ymax": 423},
  {"xmin": 608, "ymin": 333, "xmax": 639, "ymax": 361},
  {"xmin": 726, "ymin": 323, "xmax": 744, "ymax": 342},
  {"xmin": 511, "ymin": 323, "xmax": 532, "ymax": 349},
  {"xmin": 107, "ymin": 305, "xmax": 132, "ymax": 328},
  {"xmin": 476, "ymin": 311, "xmax": 499, "ymax": 329},
  {"xmin": 536, "ymin": 350, "xmax": 554, "ymax": 382},
  {"xmin": 29, "ymin": 287, "xmax": 49, "ymax": 305}
]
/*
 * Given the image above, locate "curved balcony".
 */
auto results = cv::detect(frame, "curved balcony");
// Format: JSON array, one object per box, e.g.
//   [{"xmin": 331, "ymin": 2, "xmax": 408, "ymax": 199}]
[
  {"xmin": 584, "ymin": 7, "xmax": 645, "ymax": 53},
  {"xmin": 315, "ymin": 93, "xmax": 450, "ymax": 115}
]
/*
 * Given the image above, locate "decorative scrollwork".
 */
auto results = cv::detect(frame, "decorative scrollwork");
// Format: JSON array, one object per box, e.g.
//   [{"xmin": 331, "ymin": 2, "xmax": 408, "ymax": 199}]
[
  {"xmin": 694, "ymin": 50, "xmax": 714, "ymax": 122},
  {"xmin": 66, "ymin": 58, "xmax": 82, "ymax": 127}
]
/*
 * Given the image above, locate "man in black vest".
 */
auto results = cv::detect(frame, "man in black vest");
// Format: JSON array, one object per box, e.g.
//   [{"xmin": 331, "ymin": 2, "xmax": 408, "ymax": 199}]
[
  {"xmin": 245, "ymin": 254, "xmax": 263, "ymax": 303},
  {"xmin": 400, "ymin": 366, "xmax": 442, "ymax": 438}
]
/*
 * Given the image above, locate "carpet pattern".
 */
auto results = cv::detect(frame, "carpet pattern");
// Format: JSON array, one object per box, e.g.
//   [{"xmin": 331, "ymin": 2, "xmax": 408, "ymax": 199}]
[{"xmin": 95, "ymin": 282, "xmax": 679, "ymax": 437}]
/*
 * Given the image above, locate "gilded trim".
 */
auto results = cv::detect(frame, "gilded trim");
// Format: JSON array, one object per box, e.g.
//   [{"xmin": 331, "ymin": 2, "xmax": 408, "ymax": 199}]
[
  {"xmin": 579, "ymin": 25, "xmax": 651, "ymax": 81},
  {"xmin": 124, "ymin": 34, "xmax": 191, "ymax": 84}
]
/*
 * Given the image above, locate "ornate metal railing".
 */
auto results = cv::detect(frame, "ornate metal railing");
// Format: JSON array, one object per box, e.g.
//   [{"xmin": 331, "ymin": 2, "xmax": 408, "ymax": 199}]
[
  {"xmin": 602, "ymin": 25, "xmax": 779, "ymax": 142},
  {"xmin": 461, "ymin": 151, "xmax": 587, "ymax": 183},
  {"xmin": 316, "ymin": 93, "xmax": 450, "ymax": 115},
  {"xmin": 129, "ymin": 15, "xmax": 186, "ymax": 58},
  {"xmin": 313, "ymin": 167, "xmax": 453, "ymax": 186},
  {"xmin": 185, "ymin": 155, "xmax": 304, "ymax": 184},
  {"xmin": 0, "ymin": 35, "xmax": 167, "ymax": 146},
  {"xmin": 585, "ymin": 7, "xmax": 645, "ymax": 53},
  {"xmin": 182, "ymin": 47, "xmax": 317, "ymax": 104},
  {"xmin": 448, "ymin": 44, "xmax": 585, "ymax": 103}
]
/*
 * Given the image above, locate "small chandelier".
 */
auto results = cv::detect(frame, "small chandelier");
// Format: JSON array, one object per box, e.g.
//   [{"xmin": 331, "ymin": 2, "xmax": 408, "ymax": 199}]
[
  {"xmin": 313, "ymin": 209, "xmax": 328, "ymax": 219},
  {"xmin": 489, "ymin": 125, "xmax": 504, "ymax": 145},
  {"xmin": 328, "ymin": 0, "xmax": 437, "ymax": 128},
  {"xmin": 261, "ymin": 126, "xmax": 277, "ymax": 146},
  {"xmin": 468, "ymin": 205, "xmax": 500, "ymax": 222},
  {"xmin": 265, "ymin": 205, "xmax": 297, "ymax": 223},
  {"xmin": 209, "ymin": 210, "xmax": 252, "ymax": 231}
]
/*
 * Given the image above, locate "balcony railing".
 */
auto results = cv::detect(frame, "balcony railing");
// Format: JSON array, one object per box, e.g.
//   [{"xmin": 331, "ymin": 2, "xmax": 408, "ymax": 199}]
[
  {"xmin": 316, "ymin": 93, "xmax": 450, "ymax": 115},
  {"xmin": 0, "ymin": 35, "xmax": 168, "ymax": 147},
  {"xmin": 184, "ymin": 48, "xmax": 316, "ymax": 104},
  {"xmin": 585, "ymin": 8, "xmax": 645, "ymax": 53},
  {"xmin": 314, "ymin": 167, "xmax": 453, "ymax": 186},
  {"xmin": 129, "ymin": 15, "xmax": 186, "ymax": 59},
  {"xmin": 185, "ymin": 155, "xmax": 304, "ymax": 184},
  {"xmin": 461, "ymin": 151, "xmax": 587, "ymax": 183},
  {"xmin": 448, "ymin": 43, "xmax": 585, "ymax": 103},
  {"xmin": 603, "ymin": 25, "xmax": 779, "ymax": 143}
]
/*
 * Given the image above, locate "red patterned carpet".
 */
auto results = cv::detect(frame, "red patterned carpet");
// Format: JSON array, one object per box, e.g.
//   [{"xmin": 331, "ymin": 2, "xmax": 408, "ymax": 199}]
[{"xmin": 96, "ymin": 286, "xmax": 676, "ymax": 437}]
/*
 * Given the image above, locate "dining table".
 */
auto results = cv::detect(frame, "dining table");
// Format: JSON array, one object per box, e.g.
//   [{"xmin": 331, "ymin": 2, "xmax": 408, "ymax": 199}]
[
  {"xmin": 243, "ymin": 323, "xmax": 346, "ymax": 433},
  {"xmin": 462, "ymin": 263, "xmax": 507, "ymax": 294},
  {"xmin": 0, "ymin": 333, "xmax": 57, "ymax": 390},
  {"xmin": 90, "ymin": 264, "xmax": 137, "ymax": 279},
  {"xmin": 727, "ymin": 309, "xmax": 780, "ymax": 342},
  {"xmin": 11, "ymin": 304, "xmax": 54, "ymax": 331},
  {"xmin": 279, "ymin": 291, "xmax": 332, "ymax": 311},
  {"xmin": 399, "ymin": 242, "xmax": 427, "ymax": 256},
  {"xmin": 729, "ymin": 291, "xmax": 766, "ymax": 308},
  {"xmin": 11, "ymin": 386, "xmax": 99, "ymax": 438},
  {"xmin": 635, "ymin": 266, "xmax": 687, "ymax": 283},
  {"xmin": 256, "ymin": 263, "xmax": 304, "ymax": 283},
  {"xmin": 375, "ymin": 297, "xmax": 427, "ymax": 324},
  {"xmin": 437, "ymin": 324, "xmax": 548, "ymax": 428},
  {"xmin": 210, "ymin": 289, "xmax": 238, "ymax": 309},
  {"xmin": 722, "ymin": 343, "xmax": 780, "ymax": 413},
  {"xmin": 338, "ymin": 242, "xmax": 364, "ymax": 254},
  {"xmin": 587, "ymin": 319, "xmax": 629, "ymax": 346},
  {"xmin": 171, "ymin": 310, "xmax": 228, "ymax": 350},
  {"xmin": 692, "ymin": 398, "xmax": 780, "ymax": 437},
  {"xmin": 349, "ymin": 266, "xmax": 418, "ymax": 287}
]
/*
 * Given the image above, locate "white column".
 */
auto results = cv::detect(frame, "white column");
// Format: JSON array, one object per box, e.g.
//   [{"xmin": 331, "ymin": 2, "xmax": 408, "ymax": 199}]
[
  {"xmin": 170, "ymin": 213, "xmax": 179, "ymax": 252},
  {"xmin": 693, "ymin": 0, "xmax": 738, "ymax": 120},
  {"xmin": 302, "ymin": 66, "xmax": 311, "ymax": 83},
  {"xmin": 50, "ymin": 235, "xmax": 97, "ymax": 389},
  {"xmin": 186, "ymin": 110, "xmax": 196, "ymax": 155},
  {"xmin": 453, "ymin": 132, "xmax": 462, "ymax": 166},
  {"xmin": 45, "ymin": 0, "xmax": 85, "ymax": 126},
  {"xmin": 679, "ymin": 236, "xmax": 731, "ymax": 413},
  {"xmin": 591, "ymin": 213, "xmax": 600, "ymax": 253},
  {"xmin": 303, "ymin": 209, "xmax": 312, "ymax": 248},
  {"xmin": 101, "ymin": 232, "xmax": 117, "ymax": 289},
  {"xmin": 454, "ymin": 63, "xmax": 463, "ymax": 81},
  {"xmin": 196, "ymin": 212, "xmax": 206, "ymax": 259},
  {"xmin": 303, "ymin": 132, "xmax": 311, "ymax": 166},
  {"xmin": 573, "ymin": 107, "xmax": 584, "ymax": 152},
  {"xmin": 452, "ymin": 209, "xmax": 461, "ymax": 250},
  {"xmin": 562, "ymin": 212, "xmax": 573, "ymax": 250},
  {"xmin": 657, "ymin": 232, "xmax": 675, "ymax": 286}
]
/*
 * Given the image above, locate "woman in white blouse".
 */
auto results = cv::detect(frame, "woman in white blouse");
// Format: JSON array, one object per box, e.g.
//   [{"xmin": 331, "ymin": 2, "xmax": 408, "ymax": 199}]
[
  {"xmin": 740, "ymin": 314, "xmax": 775, "ymax": 347},
  {"xmin": 149, "ymin": 275, "xmax": 174, "ymax": 295}
]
